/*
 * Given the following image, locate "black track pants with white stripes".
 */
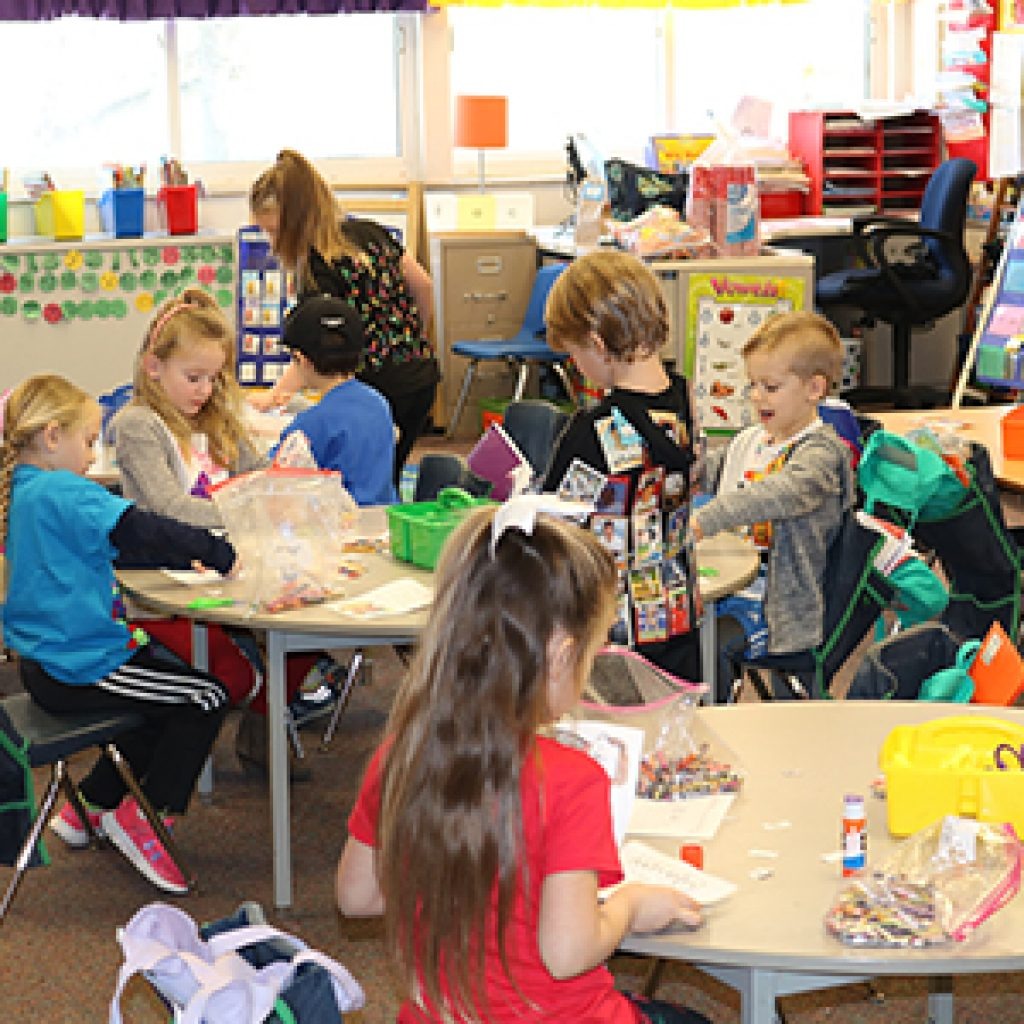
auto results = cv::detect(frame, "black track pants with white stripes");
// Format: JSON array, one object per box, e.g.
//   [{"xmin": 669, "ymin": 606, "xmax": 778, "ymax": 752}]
[{"xmin": 19, "ymin": 641, "xmax": 230, "ymax": 814}]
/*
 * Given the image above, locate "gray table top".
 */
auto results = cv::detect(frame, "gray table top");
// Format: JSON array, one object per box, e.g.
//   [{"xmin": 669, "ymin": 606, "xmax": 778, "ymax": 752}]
[{"xmin": 620, "ymin": 701, "xmax": 1024, "ymax": 976}]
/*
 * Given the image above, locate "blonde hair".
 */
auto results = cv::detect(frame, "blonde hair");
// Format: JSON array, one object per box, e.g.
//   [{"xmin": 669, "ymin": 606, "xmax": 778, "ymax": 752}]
[
  {"xmin": 132, "ymin": 287, "xmax": 248, "ymax": 468},
  {"xmin": 742, "ymin": 310, "xmax": 843, "ymax": 389},
  {"xmin": 545, "ymin": 249, "xmax": 669, "ymax": 361},
  {"xmin": 376, "ymin": 505, "xmax": 616, "ymax": 1021},
  {"xmin": 249, "ymin": 149, "xmax": 361, "ymax": 290},
  {"xmin": 1, "ymin": 374, "xmax": 95, "ymax": 543}
]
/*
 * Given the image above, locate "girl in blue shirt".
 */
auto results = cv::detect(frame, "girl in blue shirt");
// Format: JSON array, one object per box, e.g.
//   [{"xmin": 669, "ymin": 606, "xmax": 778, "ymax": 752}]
[{"xmin": 1, "ymin": 374, "xmax": 236, "ymax": 895}]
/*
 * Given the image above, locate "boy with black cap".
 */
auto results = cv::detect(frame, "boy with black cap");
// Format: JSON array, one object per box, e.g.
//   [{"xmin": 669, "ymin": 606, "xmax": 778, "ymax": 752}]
[{"xmin": 272, "ymin": 295, "xmax": 397, "ymax": 505}]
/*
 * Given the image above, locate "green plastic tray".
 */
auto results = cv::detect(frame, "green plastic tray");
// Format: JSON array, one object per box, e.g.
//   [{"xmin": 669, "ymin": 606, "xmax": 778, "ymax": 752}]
[{"xmin": 387, "ymin": 488, "xmax": 493, "ymax": 570}]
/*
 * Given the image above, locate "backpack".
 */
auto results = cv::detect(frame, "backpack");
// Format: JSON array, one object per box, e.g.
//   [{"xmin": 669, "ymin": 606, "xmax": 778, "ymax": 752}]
[{"xmin": 110, "ymin": 902, "xmax": 364, "ymax": 1024}]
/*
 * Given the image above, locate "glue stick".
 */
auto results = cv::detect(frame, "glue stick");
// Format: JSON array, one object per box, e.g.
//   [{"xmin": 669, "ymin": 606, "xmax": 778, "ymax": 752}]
[{"xmin": 841, "ymin": 793, "xmax": 867, "ymax": 877}]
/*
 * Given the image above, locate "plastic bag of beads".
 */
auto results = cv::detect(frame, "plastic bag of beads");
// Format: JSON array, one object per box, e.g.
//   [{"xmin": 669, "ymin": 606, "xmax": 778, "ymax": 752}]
[
  {"xmin": 825, "ymin": 816, "xmax": 1023, "ymax": 947},
  {"xmin": 211, "ymin": 465, "xmax": 358, "ymax": 614},
  {"xmin": 569, "ymin": 647, "xmax": 742, "ymax": 801}
]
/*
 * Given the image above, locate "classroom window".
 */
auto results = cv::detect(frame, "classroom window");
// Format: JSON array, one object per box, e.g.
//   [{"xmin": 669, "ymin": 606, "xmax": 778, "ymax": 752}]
[
  {"xmin": 449, "ymin": 7, "xmax": 665, "ymax": 163},
  {"xmin": 673, "ymin": 0, "xmax": 868, "ymax": 136},
  {"xmin": 176, "ymin": 14, "xmax": 401, "ymax": 164},
  {"xmin": 0, "ymin": 17, "xmax": 167, "ymax": 185}
]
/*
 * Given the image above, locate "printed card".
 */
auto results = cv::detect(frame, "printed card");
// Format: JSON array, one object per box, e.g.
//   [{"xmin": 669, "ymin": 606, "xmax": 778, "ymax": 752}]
[
  {"xmin": 632, "ymin": 511, "xmax": 663, "ymax": 566},
  {"xmin": 242, "ymin": 270, "xmax": 261, "ymax": 299},
  {"xmin": 242, "ymin": 333, "xmax": 261, "ymax": 355},
  {"xmin": 557, "ymin": 458, "xmax": 608, "ymax": 504},
  {"xmin": 609, "ymin": 585, "xmax": 633, "ymax": 647},
  {"xmin": 667, "ymin": 584, "xmax": 691, "ymax": 636},
  {"xmin": 592, "ymin": 515, "xmax": 627, "ymax": 569},
  {"xmin": 263, "ymin": 270, "xmax": 282, "ymax": 299},
  {"xmin": 595, "ymin": 475, "xmax": 629, "ymax": 516},
  {"xmin": 634, "ymin": 599, "xmax": 668, "ymax": 644},
  {"xmin": 261, "ymin": 302, "xmax": 280, "ymax": 327},
  {"xmin": 633, "ymin": 466, "xmax": 664, "ymax": 515},
  {"xmin": 595, "ymin": 408, "xmax": 644, "ymax": 472}
]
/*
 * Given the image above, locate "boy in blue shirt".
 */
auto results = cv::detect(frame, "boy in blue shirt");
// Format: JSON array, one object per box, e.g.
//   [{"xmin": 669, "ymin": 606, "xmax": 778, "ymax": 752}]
[{"xmin": 272, "ymin": 295, "xmax": 397, "ymax": 505}]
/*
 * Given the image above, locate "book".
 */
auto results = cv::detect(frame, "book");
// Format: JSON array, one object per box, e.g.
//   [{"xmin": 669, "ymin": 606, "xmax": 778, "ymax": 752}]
[{"xmin": 466, "ymin": 423, "xmax": 531, "ymax": 502}]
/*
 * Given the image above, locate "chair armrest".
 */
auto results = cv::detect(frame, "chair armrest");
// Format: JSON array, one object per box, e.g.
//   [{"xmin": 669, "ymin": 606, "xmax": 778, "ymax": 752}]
[{"xmin": 859, "ymin": 223, "xmax": 970, "ymax": 318}]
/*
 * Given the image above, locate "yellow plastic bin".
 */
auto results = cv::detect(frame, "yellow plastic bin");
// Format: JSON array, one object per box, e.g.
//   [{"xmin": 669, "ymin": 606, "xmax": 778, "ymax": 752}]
[
  {"xmin": 34, "ymin": 190, "xmax": 85, "ymax": 240},
  {"xmin": 387, "ymin": 488, "xmax": 493, "ymax": 570},
  {"xmin": 880, "ymin": 715, "xmax": 1024, "ymax": 836}
]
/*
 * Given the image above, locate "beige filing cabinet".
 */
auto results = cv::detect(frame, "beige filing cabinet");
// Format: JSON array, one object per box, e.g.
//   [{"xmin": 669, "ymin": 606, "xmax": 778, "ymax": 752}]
[{"xmin": 429, "ymin": 232, "xmax": 538, "ymax": 437}]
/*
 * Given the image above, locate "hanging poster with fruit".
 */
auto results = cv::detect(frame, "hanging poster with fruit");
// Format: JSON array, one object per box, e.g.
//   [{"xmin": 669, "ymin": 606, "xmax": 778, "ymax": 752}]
[{"xmin": 686, "ymin": 272, "xmax": 806, "ymax": 435}]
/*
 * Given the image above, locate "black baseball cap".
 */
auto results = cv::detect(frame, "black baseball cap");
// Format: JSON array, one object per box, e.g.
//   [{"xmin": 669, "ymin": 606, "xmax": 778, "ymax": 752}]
[{"xmin": 281, "ymin": 295, "xmax": 366, "ymax": 362}]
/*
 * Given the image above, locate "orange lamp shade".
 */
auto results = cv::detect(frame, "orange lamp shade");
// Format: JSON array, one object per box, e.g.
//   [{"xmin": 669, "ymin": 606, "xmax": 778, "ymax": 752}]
[{"xmin": 454, "ymin": 95, "xmax": 509, "ymax": 150}]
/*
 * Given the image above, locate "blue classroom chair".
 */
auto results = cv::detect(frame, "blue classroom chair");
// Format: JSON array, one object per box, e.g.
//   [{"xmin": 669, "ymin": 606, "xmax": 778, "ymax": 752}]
[{"xmin": 446, "ymin": 263, "xmax": 574, "ymax": 439}]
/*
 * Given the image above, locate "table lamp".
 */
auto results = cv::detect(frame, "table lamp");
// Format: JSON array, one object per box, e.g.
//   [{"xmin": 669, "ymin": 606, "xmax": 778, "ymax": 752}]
[{"xmin": 454, "ymin": 95, "xmax": 508, "ymax": 193}]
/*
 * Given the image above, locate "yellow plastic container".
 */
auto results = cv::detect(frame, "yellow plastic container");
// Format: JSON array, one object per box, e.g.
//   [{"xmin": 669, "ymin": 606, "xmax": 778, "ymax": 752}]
[
  {"xmin": 880, "ymin": 715, "xmax": 1024, "ymax": 836},
  {"xmin": 34, "ymin": 190, "xmax": 85, "ymax": 240}
]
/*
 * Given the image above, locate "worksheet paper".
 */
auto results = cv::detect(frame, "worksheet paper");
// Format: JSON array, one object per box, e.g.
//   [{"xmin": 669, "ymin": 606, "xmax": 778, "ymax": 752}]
[
  {"xmin": 602, "ymin": 840, "xmax": 737, "ymax": 906},
  {"xmin": 627, "ymin": 793, "xmax": 735, "ymax": 841},
  {"xmin": 330, "ymin": 579, "xmax": 434, "ymax": 618},
  {"xmin": 571, "ymin": 720, "xmax": 644, "ymax": 847}
]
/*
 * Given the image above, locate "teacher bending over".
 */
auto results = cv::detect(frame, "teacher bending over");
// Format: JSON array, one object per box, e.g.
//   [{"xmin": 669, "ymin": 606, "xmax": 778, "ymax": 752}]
[{"xmin": 249, "ymin": 149, "xmax": 439, "ymax": 483}]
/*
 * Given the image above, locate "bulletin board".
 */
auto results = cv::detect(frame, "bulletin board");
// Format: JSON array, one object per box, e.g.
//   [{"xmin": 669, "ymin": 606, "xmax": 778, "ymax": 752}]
[
  {"xmin": 0, "ymin": 235, "xmax": 237, "ymax": 397},
  {"xmin": 964, "ymin": 194, "xmax": 1024, "ymax": 393}
]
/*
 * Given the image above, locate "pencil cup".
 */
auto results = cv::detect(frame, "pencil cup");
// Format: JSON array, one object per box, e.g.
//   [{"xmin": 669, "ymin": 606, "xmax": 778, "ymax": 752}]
[
  {"xmin": 99, "ymin": 188, "xmax": 145, "ymax": 239},
  {"xmin": 34, "ymin": 190, "xmax": 85, "ymax": 240},
  {"xmin": 157, "ymin": 185, "xmax": 198, "ymax": 235}
]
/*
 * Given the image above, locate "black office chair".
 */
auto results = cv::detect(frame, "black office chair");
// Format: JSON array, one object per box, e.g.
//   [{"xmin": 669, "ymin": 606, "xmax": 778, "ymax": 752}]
[
  {"xmin": 0, "ymin": 693, "xmax": 192, "ymax": 922},
  {"xmin": 501, "ymin": 399, "xmax": 570, "ymax": 479},
  {"xmin": 817, "ymin": 157, "xmax": 976, "ymax": 409}
]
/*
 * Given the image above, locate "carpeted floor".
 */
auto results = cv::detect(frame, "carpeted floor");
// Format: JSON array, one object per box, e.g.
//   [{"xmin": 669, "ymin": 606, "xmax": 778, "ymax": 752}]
[{"xmin": 4, "ymin": 645, "xmax": 1024, "ymax": 1024}]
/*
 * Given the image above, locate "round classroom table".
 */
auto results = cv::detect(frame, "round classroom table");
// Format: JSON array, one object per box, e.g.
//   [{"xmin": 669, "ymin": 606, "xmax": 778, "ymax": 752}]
[
  {"xmin": 619, "ymin": 700, "xmax": 1024, "ymax": 1024},
  {"xmin": 117, "ymin": 525, "xmax": 757, "ymax": 909}
]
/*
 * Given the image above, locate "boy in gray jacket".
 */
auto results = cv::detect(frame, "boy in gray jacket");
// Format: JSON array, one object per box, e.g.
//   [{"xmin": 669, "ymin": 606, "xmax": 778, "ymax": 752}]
[{"xmin": 690, "ymin": 311, "xmax": 854, "ymax": 699}]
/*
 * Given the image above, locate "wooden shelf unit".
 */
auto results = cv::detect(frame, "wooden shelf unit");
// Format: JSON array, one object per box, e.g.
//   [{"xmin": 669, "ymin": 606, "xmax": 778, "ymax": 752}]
[{"xmin": 789, "ymin": 110, "xmax": 941, "ymax": 217}]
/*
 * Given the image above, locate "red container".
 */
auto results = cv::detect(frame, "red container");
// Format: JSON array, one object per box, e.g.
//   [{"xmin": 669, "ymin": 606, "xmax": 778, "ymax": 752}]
[
  {"xmin": 157, "ymin": 184, "xmax": 198, "ymax": 235},
  {"xmin": 760, "ymin": 190, "xmax": 805, "ymax": 219}
]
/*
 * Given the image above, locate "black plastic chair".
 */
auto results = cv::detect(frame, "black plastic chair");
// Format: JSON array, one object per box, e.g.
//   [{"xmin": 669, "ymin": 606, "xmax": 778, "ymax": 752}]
[
  {"xmin": 413, "ymin": 453, "xmax": 491, "ymax": 502},
  {"xmin": 501, "ymin": 399, "xmax": 570, "ymax": 479},
  {"xmin": 0, "ymin": 693, "xmax": 193, "ymax": 922},
  {"xmin": 817, "ymin": 157, "xmax": 976, "ymax": 409}
]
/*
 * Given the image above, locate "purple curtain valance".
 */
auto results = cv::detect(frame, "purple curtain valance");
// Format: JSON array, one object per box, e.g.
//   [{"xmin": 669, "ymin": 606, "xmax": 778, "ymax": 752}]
[{"xmin": 0, "ymin": 0, "xmax": 428, "ymax": 19}]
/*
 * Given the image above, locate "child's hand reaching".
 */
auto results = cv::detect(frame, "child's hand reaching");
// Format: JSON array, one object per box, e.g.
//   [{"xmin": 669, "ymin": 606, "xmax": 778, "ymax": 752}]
[
  {"xmin": 622, "ymin": 883, "xmax": 703, "ymax": 935},
  {"xmin": 688, "ymin": 518, "xmax": 704, "ymax": 543}
]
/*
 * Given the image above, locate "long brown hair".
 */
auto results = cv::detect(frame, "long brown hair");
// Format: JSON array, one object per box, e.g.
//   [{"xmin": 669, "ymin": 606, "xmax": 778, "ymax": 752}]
[
  {"xmin": 1, "ymin": 374, "xmax": 95, "ymax": 544},
  {"xmin": 132, "ymin": 287, "xmax": 248, "ymax": 469},
  {"xmin": 376, "ymin": 505, "xmax": 616, "ymax": 1021},
  {"xmin": 249, "ymin": 149, "xmax": 362, "ymax": 290}
]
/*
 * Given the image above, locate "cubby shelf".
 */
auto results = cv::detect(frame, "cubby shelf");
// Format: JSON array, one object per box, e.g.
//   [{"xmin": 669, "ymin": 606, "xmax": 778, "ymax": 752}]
[{"xmin": 788, "ymin": 109, "xmax": 942, "ymax": 217}]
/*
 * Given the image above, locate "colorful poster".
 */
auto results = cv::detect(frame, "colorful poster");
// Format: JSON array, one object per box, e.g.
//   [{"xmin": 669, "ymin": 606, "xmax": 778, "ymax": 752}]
[{"xmin": 686, "ymin": 272, "xmax": 806, "ymax": 435}]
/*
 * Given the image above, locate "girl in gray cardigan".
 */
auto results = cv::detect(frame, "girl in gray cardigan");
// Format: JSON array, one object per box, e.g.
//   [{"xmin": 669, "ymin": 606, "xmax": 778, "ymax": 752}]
[{"xmin": 114, "ymin": 287, "xmax": 265, "ymax": 530}]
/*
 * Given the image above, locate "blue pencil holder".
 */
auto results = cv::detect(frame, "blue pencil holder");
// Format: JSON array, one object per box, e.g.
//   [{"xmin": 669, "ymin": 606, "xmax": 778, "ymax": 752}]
[{"xmin": 99, "ymin": 188, "xmax": 145, "ymax": 238}]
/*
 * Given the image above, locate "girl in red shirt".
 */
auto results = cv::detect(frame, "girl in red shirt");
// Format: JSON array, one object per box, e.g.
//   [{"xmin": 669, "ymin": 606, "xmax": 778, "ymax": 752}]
[{"xmin": 336, "ymin": 501, "xmax": 709, "ymax": 1024}]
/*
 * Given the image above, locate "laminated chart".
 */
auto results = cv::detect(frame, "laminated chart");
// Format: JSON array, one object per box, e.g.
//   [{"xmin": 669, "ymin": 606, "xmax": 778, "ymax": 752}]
[
  {"xmin": 973, "ymin": 195, "xmax": 1024, "ymax": 388},
  {"xmin": 687, "ymin": 272, "xmax": 807, "ymax": 434}
]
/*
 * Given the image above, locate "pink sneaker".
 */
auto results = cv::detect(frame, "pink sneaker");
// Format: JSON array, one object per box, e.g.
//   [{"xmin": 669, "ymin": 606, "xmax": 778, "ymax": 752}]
[
  {"xmin": 101, "ymin": 797, "xmax": 187, "ymax": 895},
  {"xmin": 49, "ymin": 800, "xmax": 105, "ymax": 849}
]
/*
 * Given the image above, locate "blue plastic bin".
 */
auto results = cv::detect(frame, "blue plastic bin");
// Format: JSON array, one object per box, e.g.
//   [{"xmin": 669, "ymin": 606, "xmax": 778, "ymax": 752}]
[{"xmin": 98, "ymin": 188, "xmax": 145, "ymax": 238}]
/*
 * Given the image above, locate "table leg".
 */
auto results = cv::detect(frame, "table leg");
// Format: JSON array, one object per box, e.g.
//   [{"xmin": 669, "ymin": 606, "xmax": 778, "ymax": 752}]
[
  {"xmin": 267, "ymin": 630, "xmax": 292, "ymax": 909},
  {"xmin": 701, "ymin": 598, "xmax": 717, "ymax": 705},
  {"xmin": 191, "ymin": 623, "xmax": 213, "ymax": 800},
  {"xmin": 927, "ymin": 975, "xmax": 953, "ymax": 1024}
]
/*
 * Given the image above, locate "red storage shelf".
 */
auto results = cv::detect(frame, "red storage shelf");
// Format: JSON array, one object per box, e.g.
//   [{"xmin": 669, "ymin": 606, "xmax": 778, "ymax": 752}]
[{"xmin": 789, "ymin": 109, "xmax": 941, "ymax": 216}]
